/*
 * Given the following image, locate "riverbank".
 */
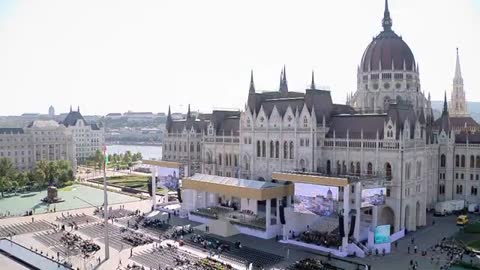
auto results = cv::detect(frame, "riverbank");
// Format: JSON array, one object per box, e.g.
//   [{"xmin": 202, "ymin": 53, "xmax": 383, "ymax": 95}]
[{"xmin": 106, "ymin": 142, "xmax": 162, "ymax": 146}]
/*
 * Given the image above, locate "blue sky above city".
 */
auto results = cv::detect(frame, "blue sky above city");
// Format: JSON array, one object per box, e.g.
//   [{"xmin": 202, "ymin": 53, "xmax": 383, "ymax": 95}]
[{"xmin": 0, "ymin": 0, "xmax": 478, "ymax": 116}]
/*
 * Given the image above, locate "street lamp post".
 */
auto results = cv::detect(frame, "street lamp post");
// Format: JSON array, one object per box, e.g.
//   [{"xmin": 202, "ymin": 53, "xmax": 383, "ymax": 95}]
[{"xmin": 103, "ymin": 145, "xmax": 110, "ymax": 260}]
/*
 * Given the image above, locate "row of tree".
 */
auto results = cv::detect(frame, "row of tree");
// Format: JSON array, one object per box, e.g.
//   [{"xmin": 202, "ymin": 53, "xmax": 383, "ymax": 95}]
[
  {"xmin": 0, "ymin": 158, "xmax": 75, "ymax": 197},
  {"xmin": 87, "ymin": 150, "xmax": 143, "ymax": 171}
]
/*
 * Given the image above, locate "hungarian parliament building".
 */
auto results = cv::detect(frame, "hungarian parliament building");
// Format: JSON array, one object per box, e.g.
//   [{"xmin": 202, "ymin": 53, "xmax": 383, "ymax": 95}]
[{"xmin": 162, "ymin": 1, "xmax": 479, "ymax": 233}]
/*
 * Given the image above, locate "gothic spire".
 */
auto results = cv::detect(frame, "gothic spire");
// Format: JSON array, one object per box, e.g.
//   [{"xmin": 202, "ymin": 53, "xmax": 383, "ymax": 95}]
[
  {"xmin": 382, "ymin": 0, "xmax": 393, "ymax": 31},
  {"xmin": 443, "ymin": 91, "xmax": 448, "ymax": 114},
  {"xmin": 249, "ymin": 70, "xmax": 255, "ymax": 93},
  {"xmin": 166, "ymin": 105, "xmax": 172, "ymax": 132},
  {"xmin": 70, "ymin": 105, "xmax": 72, "ymax": 112},
  {"xmin": 310, "ymin": 70, "xmax": 316, "ymax": 89},
  {"xmin": 454, "ymin": 47, "xmax": 463, "ymax": 82},
  {"xmin": 279, "ymin": 65, "xmax": 288, "ymax": 93},
  {"xmin": 187, "ymin": 104, "xmax": 191, "ymax": 119}
]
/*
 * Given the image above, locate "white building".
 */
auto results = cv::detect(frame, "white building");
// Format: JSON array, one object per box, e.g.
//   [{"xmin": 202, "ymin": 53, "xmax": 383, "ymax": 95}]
[
  {"xmin": 62, "ymin": 107, "xmax": 104, "ymax": 163},
  {"xmin": 0, "ymin": 120, "xmax": 76, "ymax": 171},
  {"xmin": 164, "ymin": 0, "xmax": 480, "ymax": 234}
]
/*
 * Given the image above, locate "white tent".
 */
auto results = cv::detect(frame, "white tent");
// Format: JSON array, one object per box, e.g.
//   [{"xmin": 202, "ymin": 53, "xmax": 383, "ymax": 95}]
[{"xmin": 146, "ymin": 210, "xmax": 168, "ymax": 222}]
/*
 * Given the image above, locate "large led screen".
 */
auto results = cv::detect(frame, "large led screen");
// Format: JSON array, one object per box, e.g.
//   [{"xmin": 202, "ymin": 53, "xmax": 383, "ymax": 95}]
[
  {"xmin": 157, "ymin": 167, "xmax": 180, "ymax": 190},
  {"xmin": 361, "ymin": 187, "xmax": 386, "ymax": 208},
  {"xmin": 294, "ymin": 183, "xmax": 339, "ymax": 216},
  {"xmin": 374, "ymin": 225, "xmax": 391, "ymax": 244}
]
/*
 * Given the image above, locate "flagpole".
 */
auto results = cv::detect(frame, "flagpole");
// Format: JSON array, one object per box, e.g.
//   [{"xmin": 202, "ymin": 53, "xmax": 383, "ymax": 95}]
[{"xmin": 103, "ymin": 145, "xmax": 110, "ymax": 260}]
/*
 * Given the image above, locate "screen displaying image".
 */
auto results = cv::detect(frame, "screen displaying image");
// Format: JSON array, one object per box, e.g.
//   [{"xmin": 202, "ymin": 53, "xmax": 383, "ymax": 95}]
[
  {"xmin": 361, "ymin": 187, "xmax": 386, "ymax": 208},
  {"xmin": 294, "ymin": 183, "xmax": 339, "ymax": 216},
  {"xmin": 157, "ymin": 167, "xmax": 180, "ymax": 190},
  {"xmin": 374, "ymin": 225, "xmax": 391, "ymax": 244}
]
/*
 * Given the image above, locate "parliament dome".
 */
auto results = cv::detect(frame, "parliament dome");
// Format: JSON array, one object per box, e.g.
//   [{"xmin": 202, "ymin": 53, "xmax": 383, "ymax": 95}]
[{"xmin": 360, "ymin": 0, "xmax": 416, "ymax": 72}]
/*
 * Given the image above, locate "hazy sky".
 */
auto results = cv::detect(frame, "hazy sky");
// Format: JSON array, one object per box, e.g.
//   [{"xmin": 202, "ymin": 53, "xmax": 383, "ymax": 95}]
[{"xmin": 0, "ymin": 0, "xmax": 478, "ymax": 116}]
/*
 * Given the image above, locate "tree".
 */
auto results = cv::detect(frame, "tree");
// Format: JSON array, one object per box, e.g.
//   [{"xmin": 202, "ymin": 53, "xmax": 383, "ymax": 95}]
[
  {"xmin": 32, "ymin": 164, "xmax": 47, "ymax": 186},
  {"xmin": 94, "ymin": 150, "xmax": 104, "ymax": 171},
  {"xmin": 0, "ymin": 158, "xmax": 14, "ymax": 178},
  {"xmin": 123, "ymin": 151, "xmax": 132, "ymax": 164},
  {"xmin": 0, "ymin": 176, "xmax": 11, "ymax": 197},
  {"xmin": 15, "ymin": 172, "xmax": 28, "ymax": 190}
]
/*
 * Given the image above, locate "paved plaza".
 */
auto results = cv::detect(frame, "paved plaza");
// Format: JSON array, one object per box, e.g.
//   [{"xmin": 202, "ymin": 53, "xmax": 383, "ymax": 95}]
[{"xmin": 1, "ymin": 197, "xmax": 480, "ymax": 270}]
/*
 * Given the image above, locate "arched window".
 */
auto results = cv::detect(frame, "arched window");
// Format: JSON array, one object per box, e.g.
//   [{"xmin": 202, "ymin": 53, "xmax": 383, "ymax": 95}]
[
  {"xmin": 455, "ymin": 155, "xmax": 460, "ymax": 167},
  {"xmin": 184, "ymin": 143, "xmax": 187, "ymax": 152},
  {"xmin": 197, "ymin": 142, "xmax": 201, "ymax": 152},
  {"xmin": 289, "ymin": 141, "xmax": 294, "ymax": 159},
  {"xmin": 284, "ymin": 141, "xmax": 288, "ymax": 159},
  {"xmin": 190, "ymin": 142, "xmax": 194, "ymax": 152},
  {"xmin": 225, "ymin": 154, "xmax": 229, "ymax": 166},
  {"xmin": 275, "ymin": 141, "xmax": 279, "ymax": 158},
  {"xmin": 169, "ymin": 143, "xmax": 172, "ymax": 151},
  {"xmin": 477, "ymin": 156, "xmax": 480, "ymax": 168},
  {"xmin": 300, "ymin": 159, "xmax": 306, "ymax": 171},
  {"xmin": 218, "ymin": 153, "xmax": 222, "ymax": 165},
  {"xmin": 303, "ymin": 116, "xmax": 308, "ymax": 128},
  {"xmin": 207, "ymin": 152, "xmax": 212, "ymax": 164},
  {"xmin": 342, "ymin": 161, "xmax": 347, "ymax": 175},
  {"xmin": 257, "ymin": 141, "xmax": 261, "ymax": 157},
  {"xmin": 356, "ymin": 162, "xmax": 361, "ymax": 175},
  {"xmin": 326, "ymin": 160, "xmax": 331, "ymax": 174},
  {"xmin": 471, "ymin": 155, "xmax": 475, "ymax": 168},
  {"xmin": 350, "ymin": 162, "xmax": 355, "ymax": 174},
  {"xmin": 440, "ymin": 154, "xmax": 446, "ymax": 167},
  {"xmin": 244, "ymin": 156, "xmax": 250, "ymax": 171},
  {"xmin": 234, "ymin": 155, "xmax": 238, "ymax": 167},
  {"xmin": 461, "ymin": 155, "xmax": 466, "ymax": 168},
  {"xmin": 336, "ymin": 161, "xmax": 341, "ymax": 175},
  {"xmin": 416, "ymin": 161, "xmax": 421, "ymax": 178},
  {"xmin": 405, "ymin": 163, "xmax": 411, "ymax": 180},
  {"xmin": 262, "ymin": 141, "xmax": 266, "ymax": 157},
  {"xmin": 385, "ymin": 162, "xmax": 392, "ymax": 180},
  {"xmin": 367, "ymin": 162, "xmax": 373, "ymax": 176},
  {"xmin": 174, "ymin": 142, "xmax": 177, "ymax": 151},
  {"xmin": 270, "ymin": 141, "xmax": 274, "ymax": 158}
]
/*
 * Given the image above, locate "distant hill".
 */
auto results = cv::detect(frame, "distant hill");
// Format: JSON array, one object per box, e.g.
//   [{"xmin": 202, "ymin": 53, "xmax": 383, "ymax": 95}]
[{"xmin": 432, "ymin": 101, "xmax": 480, "ymax": 122}]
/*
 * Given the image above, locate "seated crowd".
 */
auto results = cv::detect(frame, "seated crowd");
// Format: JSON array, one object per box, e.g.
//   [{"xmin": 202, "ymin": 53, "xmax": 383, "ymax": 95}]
[
  {"xmin": 298, "ymin": 230, "xmax": 342, "ymax": 248},
  {"xmin": 120, "ymin": 229, "xmax": 154, "ymax": 247},
  {"xmin": 60, "ymin": 232, "xmax": 100, "ymax": 255},
  {"xmin": 287, "ymin": 258, "xmax": 342, "ymax": 270}
]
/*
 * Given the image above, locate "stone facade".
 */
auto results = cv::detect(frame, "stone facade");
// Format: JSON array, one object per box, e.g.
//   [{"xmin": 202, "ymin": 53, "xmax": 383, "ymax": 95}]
[
  {"xmin": 62, "ymin": 107, "xmax": 104, "ymax": 163},
  {"xmin": 162, "ymin": 1, "xmax": 480, "ymax": 233},
  {"xmin": 0, "ymin": 120, "xmax": 76, "ymax": 171}
]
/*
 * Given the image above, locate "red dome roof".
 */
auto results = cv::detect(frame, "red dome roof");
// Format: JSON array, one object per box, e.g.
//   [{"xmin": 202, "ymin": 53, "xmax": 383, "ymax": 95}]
[{"xmin": 360, "ymin": 30, "xmax": 416, "ymax": 72}]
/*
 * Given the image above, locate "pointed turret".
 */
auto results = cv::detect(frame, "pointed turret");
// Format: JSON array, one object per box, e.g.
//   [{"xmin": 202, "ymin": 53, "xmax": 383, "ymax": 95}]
[
  {"xmin": 166, "ymin": 105, "xmax": 173, "ymax": 132},
  {"xmin": 382, "ymin": 0, "xmax": 393, "ymax": 31},
  {"xmin": 187, "ymin": 104, "xmax": 191, "ymax": 119},
  {"xmin": 443, "ymin": 91, "xmax": 448, "ymax": 115},
  {"xmin": 249, "ymin": 70, "xmax": 255, "ymax": 93},
  {"xmin": 279, "ymin": 65, "xmax": 288, "ymax": 93},
  {"xmin": 310, "ymin": 70, "xmax": 316, "ymax": 90}
]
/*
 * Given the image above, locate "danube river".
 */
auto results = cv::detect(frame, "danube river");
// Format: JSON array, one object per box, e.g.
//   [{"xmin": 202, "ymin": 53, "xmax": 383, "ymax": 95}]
[{"xmin": 107, "ymin": 144, "xmax": 162, "ymax": 160}]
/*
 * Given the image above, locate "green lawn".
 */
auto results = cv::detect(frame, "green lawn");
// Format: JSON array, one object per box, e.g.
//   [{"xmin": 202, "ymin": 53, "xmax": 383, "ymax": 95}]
[{"xmin": 103, "ymin": 175, "xmax": 163, "ymax": 192}]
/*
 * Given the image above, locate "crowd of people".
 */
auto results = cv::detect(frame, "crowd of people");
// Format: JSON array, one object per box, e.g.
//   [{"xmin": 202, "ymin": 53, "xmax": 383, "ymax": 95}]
[
  {"xmin": 287, "ymin": 258, "xmax": 341, "ymax": 270},
  {"xmin": 298, "ymin": 230, "xmax": 342, "ymax": 248},
  {"xmin": 59, "ymin": 232, "xmax": 100, "ymax": 255},
  {"xmin": 120, "ymin": 229, "xmax": 154, "ymax": 247}
]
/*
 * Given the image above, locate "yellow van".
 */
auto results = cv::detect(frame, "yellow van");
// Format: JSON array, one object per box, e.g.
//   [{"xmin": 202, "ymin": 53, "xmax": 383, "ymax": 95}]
[{"xmin": 457, "ymin": 215, "xmax": 469, "ymax": 225}]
